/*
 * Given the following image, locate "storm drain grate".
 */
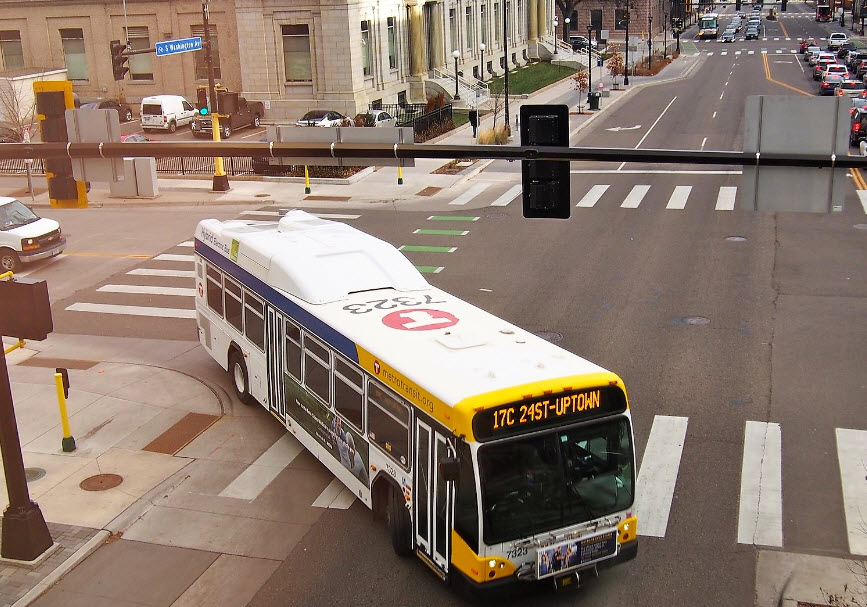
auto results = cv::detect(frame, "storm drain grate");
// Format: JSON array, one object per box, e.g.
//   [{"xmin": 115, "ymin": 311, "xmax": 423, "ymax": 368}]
[
  {"xmin": 725, "ymin": 236, "xmax": 747, "ymax": 242},
  {"xmin": 533, "ymin": 331, "xmax": 563, "ymax": 342},
  {"xmin": 19, "ymin": 358, "xmax": 97, "ymax": 370},
  {"xmin": 417, "ymin": 187, "xmax": 442, "ymax": 197},
  {"xmin": 25, "ymin": 468, "xmax": 46, "ymax": 483}
]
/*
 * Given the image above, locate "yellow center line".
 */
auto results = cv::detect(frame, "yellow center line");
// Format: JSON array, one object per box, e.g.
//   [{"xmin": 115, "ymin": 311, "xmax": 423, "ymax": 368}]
[
  {"xmin": 63, "ymin": 252, "xmax": 152, "ymax": 259},
  {"xmin": 852, "ymin": 168, "xmax": 867, "ymax": 190},
  {"xmin": 778, "ymin": 20, "xmax": 789, "ymax": 39},
  {"xmin": 762, "ymin": 53, "xmax": 813, "ymax": 97}
]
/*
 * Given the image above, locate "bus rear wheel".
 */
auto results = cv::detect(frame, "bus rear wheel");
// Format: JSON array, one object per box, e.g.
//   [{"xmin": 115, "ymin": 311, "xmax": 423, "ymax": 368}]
[
  {"xmin": 229, "ymin": 352, "xmax": 255, "ymax": 406},
  {"xmin": 387, "ymin": 486, "xmax": 414, "ymax": 557}
]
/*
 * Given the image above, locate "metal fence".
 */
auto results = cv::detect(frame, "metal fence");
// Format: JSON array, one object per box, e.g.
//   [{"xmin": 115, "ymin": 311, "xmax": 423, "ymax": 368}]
[
  {"xmin": 0, "ymin": 156, "xmax": 256, "ymax": 176},
  {"xmin": 374, "ymin": 103, "xmax": 454, "ymax": 140}
]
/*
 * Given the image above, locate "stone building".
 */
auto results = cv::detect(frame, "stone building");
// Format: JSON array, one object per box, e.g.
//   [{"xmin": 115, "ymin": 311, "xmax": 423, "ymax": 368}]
[{"xmin": 0, "ymin": 0, "xmax": 558, "ymax": 123}]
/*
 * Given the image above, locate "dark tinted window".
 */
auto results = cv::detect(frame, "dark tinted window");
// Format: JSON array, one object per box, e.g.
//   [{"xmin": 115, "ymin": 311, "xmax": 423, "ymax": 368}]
[{"xmin": 301, "ymin": 110, "xmax": 328, "ymax": 120}]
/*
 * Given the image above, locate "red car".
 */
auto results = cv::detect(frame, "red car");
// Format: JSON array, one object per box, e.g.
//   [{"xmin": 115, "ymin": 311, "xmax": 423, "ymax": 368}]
[
  {"xmin": 800, "ymin": 37, "xmax": 817, "ymax": 53},
  {"xmin": 120, "ymin": 133, "xmax": 158, "ymax": 143}
]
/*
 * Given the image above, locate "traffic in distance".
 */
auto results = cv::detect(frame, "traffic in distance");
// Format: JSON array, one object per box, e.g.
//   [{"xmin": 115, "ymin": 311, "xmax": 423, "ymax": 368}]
[{"xmin": 193, "ymin": 211, "xmax": 638, "ymax": 591}]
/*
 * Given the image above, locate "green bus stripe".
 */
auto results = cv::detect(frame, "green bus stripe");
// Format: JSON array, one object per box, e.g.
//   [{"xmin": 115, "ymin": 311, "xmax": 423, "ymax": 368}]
[
  {"xmin": 427, "ymin": 215, "xmax": 479, "ymax": 222},
  {"xmin": 399, "ymin": 245, "xmax": 457, "ymax": 253},
  {"xmin": 413, "ymin": 229, "xmax": 469, "ymax": 236}
]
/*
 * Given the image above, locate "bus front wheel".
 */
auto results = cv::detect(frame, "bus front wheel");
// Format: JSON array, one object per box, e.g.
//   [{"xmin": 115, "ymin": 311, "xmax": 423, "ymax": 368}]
[
  {"xmin": 229, "ymin": 352, "xmax": 255, "ymax": 406},
  {"xmin": 387, "ymin": 487, "xmax": 414, "ymax": 557}
]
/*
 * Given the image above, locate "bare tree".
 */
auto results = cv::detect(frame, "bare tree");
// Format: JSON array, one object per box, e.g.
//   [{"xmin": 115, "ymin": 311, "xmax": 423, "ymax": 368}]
[
  {"xmin": 572, "ymin": 70, "xmax": 589, "ymax": 113},
  {"xmin": 489, "ymin": 88, "xmax": 504, "ymax": 129},
  {"xmin": 0, "ymin": 74, "xmax": 40, "ymax": 142},
  {"xmin": 606, "ymin": 44, "xmax": 625, "ymax": 86}
]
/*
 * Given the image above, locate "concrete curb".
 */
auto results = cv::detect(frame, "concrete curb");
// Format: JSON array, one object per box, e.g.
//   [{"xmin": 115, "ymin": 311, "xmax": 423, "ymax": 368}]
[{"xmin": 11, "ymin": 530, "xmax": 110, "ymax": 607}]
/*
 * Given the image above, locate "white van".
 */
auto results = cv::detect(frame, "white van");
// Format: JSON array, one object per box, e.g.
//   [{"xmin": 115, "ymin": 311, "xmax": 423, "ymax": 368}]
[
  {"xmin": 140, "ymin": 95, "xmax": 196, "ymax": 133},
  {"xmin": 0, "ymin": 197, "xmax": 65, "ymax": 272}
]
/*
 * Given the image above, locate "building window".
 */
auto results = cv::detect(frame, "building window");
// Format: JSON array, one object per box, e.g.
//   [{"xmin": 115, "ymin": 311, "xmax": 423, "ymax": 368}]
[
  {"xmin": 361, "ymin": 20, "xmax": 372, "ymax": 77},
  {"xmin": 387, "ymin": 17, "xmax": 397, "ymax": 69},
  {"xmin": 615, "ymin": 9, "xmax": 628, "ymax": 30},
  {"xmin": 480, "ymin": 4, "xmax": 487, "ymax": 46},
  {"xmin": 191, "ymin": 25, "xmax": 220, "ymax": 80},
  {"xmin": 517, "ymin": 0, "xmax": 524, "ymax": 40},
  {"xmin": 571, "ymin": 10, "xmax": 579, "ymax": 27},
  {"xmin": 465, "ymin": 6, "xmax": 473, "ymax": 48},
  {"xmin": 493, "ymin": 4, "xmax": 501, "ymax": 44},
  {"xmin": 282, "ymin": 24, "xmax": 312, "ymax": 82},
  {"xmin": 0, "ymin": 30, "xmax": 24, "ymax": 70},
  {"xmin": 449, "ymin": 9, "xmax": 458, "ymax": 52},
  {"xmin": 60, "ymin": 28, "xmax": 87, "ymax": 80},
  {"xmin": 591, "ymin": 9, "xmax": 603, "ymax": 30},
  {"xmin": 125, "ymin": 26, "xmax": 153, "ymax": 80}
]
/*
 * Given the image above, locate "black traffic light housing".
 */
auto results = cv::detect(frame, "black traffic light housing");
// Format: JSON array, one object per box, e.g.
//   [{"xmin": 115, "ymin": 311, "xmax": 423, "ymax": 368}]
[
  {"xmin": 0, "ymin": 278, "xmax": 53, "ymax": 341},
  {"xmin": 780, "ymin": 0, "xmax": 787, "ymax": 10},
  {"xmin": 196, "ymin": 86, "xmax": 209, "ymax": 115},
  {"xmin": 520, "ymin": 105, "xmax": 570, "ymax": 219},
  {"xmin": 110, "ymin": 39, "xmax": 129, "ymax": 81},
  {"xmin": 217, "ymin": 90, "xmax": 239, "ymax": 115},
  {"xmin": 35, "ymin": 89, "xmax": 78, "ymax": 200}
]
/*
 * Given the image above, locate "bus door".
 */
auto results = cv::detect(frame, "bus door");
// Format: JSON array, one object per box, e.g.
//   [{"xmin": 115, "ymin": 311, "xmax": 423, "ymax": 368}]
[
  {"xmin": 265, "ymin": 308, "xmax": 286, "ymax": 421},
  {"xmin": 414, "ymin": 419, "xmax": 454, "ymax": 576}
]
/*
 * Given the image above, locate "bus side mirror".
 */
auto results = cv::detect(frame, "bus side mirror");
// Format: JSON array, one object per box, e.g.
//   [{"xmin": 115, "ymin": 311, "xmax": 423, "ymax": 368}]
[{"xmin": 439, "ymin": 457, "xmax": 460, "ymax": 482}]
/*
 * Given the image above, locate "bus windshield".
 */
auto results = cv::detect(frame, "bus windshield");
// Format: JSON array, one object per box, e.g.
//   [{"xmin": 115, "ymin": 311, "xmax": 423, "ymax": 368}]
[
  {"xmin": 478, "ymin": 417, "xmax": 634, "ymax": 545},
  {"xmin": 699, "ymin": 15, "xmax": 718, "ymax": 29}
]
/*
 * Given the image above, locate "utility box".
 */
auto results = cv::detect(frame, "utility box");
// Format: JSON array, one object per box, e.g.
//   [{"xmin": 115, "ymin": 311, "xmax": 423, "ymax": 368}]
[{"xmin": 109, "ymin": 157, "xmax": 159, "ymax": 198}]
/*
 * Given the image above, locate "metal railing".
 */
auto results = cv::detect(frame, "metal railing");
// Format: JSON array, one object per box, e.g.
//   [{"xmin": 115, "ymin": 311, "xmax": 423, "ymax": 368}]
[
  {"xmin": 0, "ymin": 156, "xmax": 256, "ymax": 176},
  {"xmin": 432, "ymin": 67, "xmax": 490, "ymax": 105}
]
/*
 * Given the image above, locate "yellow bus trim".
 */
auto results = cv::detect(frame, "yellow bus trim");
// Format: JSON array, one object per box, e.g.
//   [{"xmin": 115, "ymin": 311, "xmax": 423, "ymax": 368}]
[{"xmin": 451, "ymin": 531, "xmax": 517, "ymax": 583}]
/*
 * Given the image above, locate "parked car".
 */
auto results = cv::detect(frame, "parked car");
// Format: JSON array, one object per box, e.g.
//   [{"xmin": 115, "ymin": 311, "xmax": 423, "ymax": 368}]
[
  {"xmin": 140, "ymin": 95, "xmax": 196, "ymax": 133},
  {"xmin": 828, "ymin": 32, "xmax": 848, "ymax": 50},
  {"xmin": 836, "ymin": 79, "xmax": 866, "ymax": 97},
  {"xmin": 0, "ymin": 126, "xmax": 23, "ymax": 143},
  {"xmin": 354, "ymin": 110, "xmax": 397, "ymax": 127},
  {"xmin": 191, "ymin": 96, "xmax": 264, "ymax": 139},
  {"xmin": 120, "ymin": 133, "xmax": 158, "ymax": 143},
  {"xmin": 295, "ymin": 110, "xmax": 352, "ymax": 127},
  {"xmin": 80, "ymin": 99, "xmax": 134, "ymax": 123},
  {"xmin": 850, "ymin": 106, "xmax": 867, "ymax": 146},
  {"xmin": 569, "ymin": 35, "xmax": 598, "ymax": 51},
  {"xmin": 819, "ymin": 72, "xmax": 844, "ymax": 95},
  {"xmin": 0, "ymin": 197, "xmax": 65, "ymax": 272}
]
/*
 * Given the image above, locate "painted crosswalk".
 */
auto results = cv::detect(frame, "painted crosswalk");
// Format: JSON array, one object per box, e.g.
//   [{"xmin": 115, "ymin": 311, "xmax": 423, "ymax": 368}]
[{"xmin": 737, "ymin": 421, "xmax": 783, "ymax": 547}]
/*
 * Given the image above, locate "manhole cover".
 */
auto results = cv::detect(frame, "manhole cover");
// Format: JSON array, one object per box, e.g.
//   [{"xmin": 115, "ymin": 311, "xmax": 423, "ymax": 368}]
[
  {"xmin": 485, "ymin": 212, "xmax": 509, "ymax": 219},
  {"xmin": 683, "ymin": 316, "xmax": 711, "ymax": 326},
  {"xmin": 725, "ymin": 236, "xmax": 747, "ymax": 242},
  {"xmin": 255, "ymin": 193, "xmax": 271, "ymax": 198},
  {"xmin": 80, "ymin": 474, "xmax": 124, "ymax": 491},
  {"xmin": 25, "ymin": 468, "xmax": 46, "ymax": 482},
  {"xmin": 534, "ymin": 331, "xmax": 563, "ymax": 342},
  {"xmin": 854, "ymin": 224, "xmax": 867, "ymax": 230}
]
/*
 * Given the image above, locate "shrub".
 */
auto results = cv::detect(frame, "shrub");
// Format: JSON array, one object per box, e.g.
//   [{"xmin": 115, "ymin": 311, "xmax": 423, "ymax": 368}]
[
  {"xmin": 478, "ymin": 125, "xmax": 510, "ymax": 145},
  {"xmin": 414, "ymin": 118, "xmax": 456, "ymax": 142}
]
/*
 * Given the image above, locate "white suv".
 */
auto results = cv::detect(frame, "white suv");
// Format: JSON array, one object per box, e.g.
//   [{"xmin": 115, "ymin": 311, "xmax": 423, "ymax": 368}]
[{"xmin": 828, "ymin": 33, "xmax": 849, "ymax": 50}]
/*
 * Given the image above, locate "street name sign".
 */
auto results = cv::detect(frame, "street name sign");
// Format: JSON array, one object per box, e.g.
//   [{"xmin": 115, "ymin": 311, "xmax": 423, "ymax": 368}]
[{"xmin": 156, "ymin": 37, "xmax": 202, "ymax": 56}]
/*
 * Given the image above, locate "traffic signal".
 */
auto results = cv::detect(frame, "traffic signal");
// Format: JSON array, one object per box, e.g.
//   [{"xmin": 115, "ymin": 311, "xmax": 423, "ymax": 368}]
[
  {"xmin": 736, "ymin": 0, "xmax": 742, "ymax": 10},
  {"xmin": 217, "ymin": 90, "xmax": 239, "ymax": 115},
  {"xmin": 520, "ymin": 105, "xmax": 570, "ymax": 220},
  {"xmin": 196, "ymin": 86, "xmax": 209, "ymax": 115},
  {"xmin": 781, "ymin": 0, "xmax": 787, "ymax": 10},
  {"xmin": 34, "ymin": 81, "xmax": 84, "ymax": 205},
  {"xmin": 110, "ymin": 40, "xmax": 129, "ymax": 81}
]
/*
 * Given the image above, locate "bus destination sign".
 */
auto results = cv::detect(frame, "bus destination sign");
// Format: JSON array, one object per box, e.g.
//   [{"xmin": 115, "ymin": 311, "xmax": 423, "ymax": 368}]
[{"xmin": 473, "ymin": 386, "xmax": 627, "ymax": 440}]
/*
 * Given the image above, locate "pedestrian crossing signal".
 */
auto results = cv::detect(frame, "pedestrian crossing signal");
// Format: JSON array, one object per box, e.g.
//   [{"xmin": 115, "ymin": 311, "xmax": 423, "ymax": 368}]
[
  {"xmin": 520, "ymin": 105, "xmax": 570, "ymax": 219},
  {"xmin": 196, "ymin": 87, "xmax": 209, "ymax": 115},
  {"xmin": 781, "ymin": 0, "xmax": 787, "ymax": 10}
]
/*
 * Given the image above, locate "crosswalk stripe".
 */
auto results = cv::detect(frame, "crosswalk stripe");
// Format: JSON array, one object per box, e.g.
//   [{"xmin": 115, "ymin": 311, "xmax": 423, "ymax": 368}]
[
  {"xmin": 312, "ymin": 478, "xmax": 356, "ymax": 509},
  {"xmin": 219, "ymin": 435, "xmax": 304, "ymax": 500},
  {"xmin": 736, "ymin": 50, "xmax": 742, "ymax": 55},
  {"xmin": 776, "ymin": 49, "xmax": 783, "ymax": 53},
  {"xmin": 449, "ymin": 182, "xmax": 491, "ymax": 206},
  {"xmin": 749, "ymin": 50, "xmax": 756, "ymax": 54},
  {"xmin": 178, "ymin": 241, "xmax": 194, "ymax": 247},
  {"xmin": 65, "ymin": 302, "xmax": 196, "ymax": 318},
  {"xmin": 716, "ymin": 187, "xmax": 738, "ymax": 210},
  {"xmin": 621, "ymin": 185, "xmax": 651, "ymax": 208},
  {"xmin": 490, "ymin": 184, "xmax": 522, "ymax": 207},
  {"xmin": 665, "ymin": 185, "xmax": 693, "ymax": 210},
  {"xmin": 738, "ymin": 421, "xmax": 783, "ymax": 547},
  {"xmin": 836, "ymin": 428, "xmax": 867, "ymax": 555},
  {"xmin": 721, "ymin": 51, "xmax": 728, "ymax": 56},
  {"xmin": 154, "ymin": 253, "xmax": 195, "ymax": 263},
  {"xmin": 856, "ymin": 190, "xmax": 867, "ymax": 214},
  {"xmin": 577, "ymin": 184, "xmax": 609, "ymax": 208},
  {"xmin": 127, "ymin": 268, "xmax": 196, "ymax": 278},
  {"xmin": 636, "ymin": 415, "xmax": 688, "ymax": 537},
  {"xmin": 96, "ymin": 284, "xmax": 196, "ymax": 297},
  {"xmin": 708, "ymin": 51, "xmax": 714, "ymax": 56}
]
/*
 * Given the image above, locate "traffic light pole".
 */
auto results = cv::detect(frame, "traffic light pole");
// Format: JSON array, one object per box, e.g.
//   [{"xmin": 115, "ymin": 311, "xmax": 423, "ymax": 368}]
[{"xmin": 203, "ymin": 0, "xmax": 229, "ymax": 192}]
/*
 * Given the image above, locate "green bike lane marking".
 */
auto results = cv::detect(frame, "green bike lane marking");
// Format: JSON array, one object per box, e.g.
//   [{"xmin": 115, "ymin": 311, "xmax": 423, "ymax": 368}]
[
  {"xmin": 400, "ymin": 245, "xmax": 457, "ymax": 253},
  {"xmin": 427, "ymin": 215, "xmax": 479, "ymax": 221},
  {"xmin": 405, "ymin": 216, "xmax": 480, "ymax": 274},
  {"xmin": 415, "ymin": 266, "xmax": 444, "ymax": 274},
  {"xmin": 413, "ymin": 229, "xmax": 470, "ymax": 236}
]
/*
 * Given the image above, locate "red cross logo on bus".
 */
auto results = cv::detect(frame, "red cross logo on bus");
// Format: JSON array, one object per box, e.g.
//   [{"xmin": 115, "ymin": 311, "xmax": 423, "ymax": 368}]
[{"xmin": 381, "ymin": 308, "xmax": 458, "ymax": 331}]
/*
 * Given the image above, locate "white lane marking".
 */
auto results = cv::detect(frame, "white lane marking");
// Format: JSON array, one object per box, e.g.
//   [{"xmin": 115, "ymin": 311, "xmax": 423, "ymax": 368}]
[
  {"xmin": 490, "ymin": 184, "xmax": 522, "ymax": 207},
  {"xmin": 96, "ymin": 284, "xmax": 196, "ymax": 297},
  {"xmin": 721, "ymin": 51, "xmax": 728, "ymax": 56},
  {"xmin": 127, "ymin": 268, "xmax": 196, "ymax": 278},
  {"xmin": 701, "ymin": 137, "xmax": 708, "ymax": 150},
  {"xmin": 836, "ymin": 428, "xmax": 867, "ymax": 555},
  {"xmin": 856, "ymin": 190, "xmax": 867, "ymax": 214},
  {"xmin": 219, "ymin": 435, "xmax": 304, "ymax": 500},
  {"xmin": 178, "ymin": 241, "xmax": 194, "ymax": 247},
  {"xmin": 715, "ymin": 186, "xmax": 738, "ymax": 210},
  {"xmin": 713, "ymin": 111, "xmax": 717, "ymax": 119},
  {"xmin": 665, "ymin": 185, "xmax": 692, "ymax": 210},
  {"xmin": 65, "ymin": 302, "xmax": 196, "ymax": 318},
  {"xmin": 708, "ymin": 51, "xmax": 715, "ymax": 56},
  {"xmin": 635, "ymin": 96, "xmax": 678, "ymax": 150},
  {"xmin": 413, "ymin": 229, "xmax": 469, "ymax": 235},
  {"xmin": 240, "ymin": 210, "xmax": 360, "ymax": 220},
  {"xmin": 748, "ymin": 50, "xmax": 756, "ymax": 55},
  {"xmin": 776, "ymin": 49, "xmax": 783, "ymax": 54},
  {"xmin": 312, "ymin": 478, "xmax": 357, "ymax": 509},
  {"xmin": 736, "ymin": 51, "xmax": 742, "ymax": 55},
  {"xmin": 449, "ymin": 182, "xmax": 491, "ymax": 206},
  {"xmin": 720, "ymin": 92, "xmax": 725, "ymax": 100},
  {"xmin": 571, "ymin": 169, "xmax": 742, "ymax": 175},
  {"xmin": 636, "ymin": 415, "xmax": 689, "ymax": 537},
  {"xmin": 154, "ymin": 254, "xmax": 195, "ymax": 262},
  {"xmin": 737, "ymin": 421, "xmax": 783, "ymax": 547},
  {"xmin": 577, "ymin": 184, "xmax": 610, "ymax": 208},
  {"xmin": 621, "ymin": 185, "xmax": 651, "ymax": 208}
]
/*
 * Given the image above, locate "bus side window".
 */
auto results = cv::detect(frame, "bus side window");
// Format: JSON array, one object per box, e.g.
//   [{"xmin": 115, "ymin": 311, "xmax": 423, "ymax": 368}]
[
  {"xmin": 303, "ymin": 335, "xmax": 331, "ymax": 404},
  {"xmin": 243, "ymin": 291, "xmax": 265, "ymax": 350},
  {"xmin": 334, "ymin": 356, "xmax": 364, "ymax": 431},
  {"xmin": 367, "ymin": 381, "xmax": 410, "ymax": 468},
  {"xmin": 224, "ymin": 278, "xmax": 243, "ymax": 332},
  {"xmin": 206, "ymin": 264, "xmax": 223, "ymax": 316},
  {"xmin": 284, "ymin": 320, "xmax": 302, "ymax": 381}
]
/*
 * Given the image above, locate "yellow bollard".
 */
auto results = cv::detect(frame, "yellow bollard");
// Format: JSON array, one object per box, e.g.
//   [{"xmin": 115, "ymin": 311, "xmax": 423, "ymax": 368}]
[
  {"xmin": 304, "ymin": 165, "xmax": 311, "ymax": 194},
  {"xmin": 54, "ymin": 371, "xmax": 76, "ymax": 452},
  {"xmin": 3, "ymin": 338, "xmax": 25, "ymax": 355},
  {"xmin": 398, "ymin": 165, "xmax": 403, "ymax": 185}
]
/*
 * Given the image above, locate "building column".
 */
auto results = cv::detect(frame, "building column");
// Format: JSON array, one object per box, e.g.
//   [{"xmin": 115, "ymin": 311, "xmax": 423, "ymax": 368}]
[
  {"xmin": 529, "ymin": 0, "xmax": 539, "ymax": 42},
  {"xmin": 431, "ymin": 2, "xmax": 445, "ymax": 69},
  {"xmin": 538, "ymin": 0, "xmax": 547, "ymax": 38},
  {"xmin": 409, "ymin": 3, "xmax": 427, "ymax": 77}
]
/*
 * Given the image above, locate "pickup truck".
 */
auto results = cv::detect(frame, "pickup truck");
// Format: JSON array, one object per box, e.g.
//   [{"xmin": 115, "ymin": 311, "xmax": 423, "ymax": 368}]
[{"xmin": 191, "ymin": 96, "xmax": 264, "ymax": 139}]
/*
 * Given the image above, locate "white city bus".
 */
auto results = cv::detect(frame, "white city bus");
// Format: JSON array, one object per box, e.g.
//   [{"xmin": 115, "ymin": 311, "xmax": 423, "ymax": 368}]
[
  {"xmin": 194, "ymin": 211, "xmax": 638, "ymax": 591},
  {"xmin": 697, "ymin": 13, "xmax": 720, "ymax": 39}
]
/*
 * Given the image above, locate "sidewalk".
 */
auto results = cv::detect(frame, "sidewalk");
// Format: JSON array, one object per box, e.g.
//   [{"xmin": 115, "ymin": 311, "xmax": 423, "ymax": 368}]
[{"xmin": 3, "ymin": 51, "xmax": 865, "ymax": 607}]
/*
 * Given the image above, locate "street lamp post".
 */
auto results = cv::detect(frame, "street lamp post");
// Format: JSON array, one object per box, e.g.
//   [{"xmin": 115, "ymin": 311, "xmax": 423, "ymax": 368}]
[
  {"xmin": 623, "ymin": 2, "xmax": 631, "ymax": 85},
  {"xmin": 587, "ymin": 25, "xmax": 594, "ymax": 107},
  {"xmin": 553, "ymin": 18, "xmax": 559, "ymax": 54},
  {"xmin": 503, "ymin": 0, "xmax": 509, "ymax": 134},
  {"xmin": 664, "ymin": 12, "xmax": 668, "ymax": 58},
  {"xmin": 480, "ymin": 43, "xmax": 486, "ymax": 82},
  {"xmin": 647, "ymin": 14, "xmax": 653, "ymax": 70},
  {"xmin": 452, "ymin": 50, "xmax": 461, "ymax": 100}
]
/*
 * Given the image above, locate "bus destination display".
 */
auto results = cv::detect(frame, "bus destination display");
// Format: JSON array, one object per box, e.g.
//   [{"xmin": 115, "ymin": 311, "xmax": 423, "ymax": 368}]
[{"xmin": 473, "ymin": 386, "xmax": 626, "ymax": 440}]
